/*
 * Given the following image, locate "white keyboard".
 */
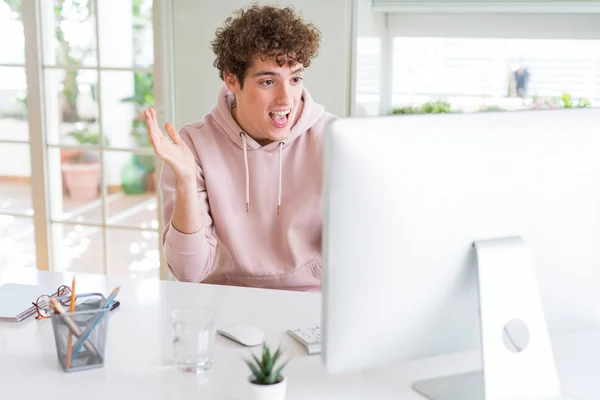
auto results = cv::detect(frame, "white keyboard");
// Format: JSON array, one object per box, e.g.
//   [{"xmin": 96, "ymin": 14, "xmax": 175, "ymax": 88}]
[{"xmin": 287, "ymin": 326, "xmax": 321, "ymax": 355}]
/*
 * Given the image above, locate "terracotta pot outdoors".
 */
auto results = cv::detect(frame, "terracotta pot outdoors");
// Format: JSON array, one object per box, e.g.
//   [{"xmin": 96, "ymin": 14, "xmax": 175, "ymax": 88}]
[
  {"xmin": 62, "ymin": 162, "xmax": 101, "ymax": 200},
  {"xmin": 60, "ymin": 149, "xmax": 82, "ymax": 193}
]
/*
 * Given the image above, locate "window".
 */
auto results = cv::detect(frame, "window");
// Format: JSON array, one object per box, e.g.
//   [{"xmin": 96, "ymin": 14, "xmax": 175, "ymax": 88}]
[
  {"xmin": 0, "ymin": 0, "xmax": 161, "ymax": 279},
  {"xmin": 354, "ymin": 12, "xmax": 600, "ymax": 116},
  {"xmin": 355, "ymin": 37, "xmax": 381, "ymax": 116},
  {"xmin": 391, "ymin": 37, "xmax": 600, "ymax": 113},
  {"xmin": 0, "ymin": 0, "xmax": 36, "ymax": 268}
]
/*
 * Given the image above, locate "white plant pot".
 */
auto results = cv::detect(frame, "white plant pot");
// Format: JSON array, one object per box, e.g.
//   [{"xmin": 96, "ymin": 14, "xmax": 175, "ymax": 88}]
[{"xmin": 248, "ymin": 376, "xmax": 288, "ymax": 400}]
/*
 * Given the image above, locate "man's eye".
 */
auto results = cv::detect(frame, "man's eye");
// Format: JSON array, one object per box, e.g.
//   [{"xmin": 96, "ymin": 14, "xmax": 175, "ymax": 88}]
[{"xmin": 262, "ymin": 80, "xmax": 274, "ymax": 86}]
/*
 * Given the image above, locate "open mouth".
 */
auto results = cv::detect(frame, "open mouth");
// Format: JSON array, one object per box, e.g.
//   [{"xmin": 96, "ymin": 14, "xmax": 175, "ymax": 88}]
[{"xmin": 269, "ymin": 109, "xmax": 291, "ymax": 128}]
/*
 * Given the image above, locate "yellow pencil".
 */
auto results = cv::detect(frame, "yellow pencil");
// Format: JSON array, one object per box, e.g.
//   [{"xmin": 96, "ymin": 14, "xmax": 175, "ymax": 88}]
[
  {"xmin": 50, "ymin": 297, "xmax": 98, "ymax": 356},
  {"xmin": 66, "ymin": 276, "xmax": 76, "ymax": 368}
]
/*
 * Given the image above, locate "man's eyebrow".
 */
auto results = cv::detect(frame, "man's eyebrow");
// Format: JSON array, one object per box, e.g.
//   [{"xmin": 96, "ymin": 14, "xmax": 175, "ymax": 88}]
[
  {"xmin": 252, "ymin": 67, "xmax": 305, "ymax": 78},
  {"xmin": 253, "ymin": 71, "xmax": 279, "ymax": 77}
]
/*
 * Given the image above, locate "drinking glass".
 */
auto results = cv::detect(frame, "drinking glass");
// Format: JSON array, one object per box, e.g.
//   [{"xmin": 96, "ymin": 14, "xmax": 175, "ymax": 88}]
[{"xmin": 171, "ymin": 307, "xmax": 217, "ymax": 373}]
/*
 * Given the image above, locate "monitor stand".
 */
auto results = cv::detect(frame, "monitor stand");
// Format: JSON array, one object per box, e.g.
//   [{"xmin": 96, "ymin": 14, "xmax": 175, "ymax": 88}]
[{"xmin": 412, "ymin": 237, "xmax": 562, "ymax": 400}]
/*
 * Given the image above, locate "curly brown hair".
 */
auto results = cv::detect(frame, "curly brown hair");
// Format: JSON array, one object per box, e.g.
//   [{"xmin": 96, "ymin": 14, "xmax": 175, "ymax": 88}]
[{"xmin": 211, "ymin": 4, "xmax": 321, "ymax": 87}]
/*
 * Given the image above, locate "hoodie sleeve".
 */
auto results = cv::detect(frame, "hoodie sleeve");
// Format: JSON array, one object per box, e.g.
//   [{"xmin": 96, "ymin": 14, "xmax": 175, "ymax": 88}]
[{"xmin": 160, "ymin": 126, "xmax": 218, "ymax": 282}]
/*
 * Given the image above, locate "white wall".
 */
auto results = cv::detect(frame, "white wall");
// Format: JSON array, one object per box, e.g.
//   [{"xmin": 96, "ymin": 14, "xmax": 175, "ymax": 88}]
[
  {"xmin": 171, "ymin": 0, "xmax": 355, "ymax": 126},
  {"xmin": 356, "ymin": 0, "xmax": 385, "ymax": 37}
]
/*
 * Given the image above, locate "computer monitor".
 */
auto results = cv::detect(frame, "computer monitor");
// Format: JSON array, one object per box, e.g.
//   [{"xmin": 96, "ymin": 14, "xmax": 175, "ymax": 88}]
[{"xmin": 321, "ymin": 107, "xmax": 600, "ymax": 399}]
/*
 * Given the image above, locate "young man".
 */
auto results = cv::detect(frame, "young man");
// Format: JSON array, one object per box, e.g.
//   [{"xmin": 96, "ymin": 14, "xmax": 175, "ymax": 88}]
[{"xmin": 145, "ymin": 4, "xmax": 335, "ymax": 291}]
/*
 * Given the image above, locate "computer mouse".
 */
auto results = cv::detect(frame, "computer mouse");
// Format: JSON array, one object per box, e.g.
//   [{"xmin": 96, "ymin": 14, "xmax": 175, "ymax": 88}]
[{"xmin": 217, "ymin": 323, "xmax": 265, "ymax": 347}]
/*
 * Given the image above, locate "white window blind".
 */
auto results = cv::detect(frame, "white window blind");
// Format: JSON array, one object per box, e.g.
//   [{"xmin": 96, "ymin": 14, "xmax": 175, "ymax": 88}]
[
  {"xmin": 355, "ymin": 37, "xmax": 381, "ymax": 115},
  {"xmin": 356, "ymin": 37, "xmax": 381, "ymax": 95}
]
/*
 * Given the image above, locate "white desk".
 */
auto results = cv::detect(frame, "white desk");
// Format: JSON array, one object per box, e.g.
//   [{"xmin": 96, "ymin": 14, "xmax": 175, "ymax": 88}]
[{"xmin": 1, "ymin": 268, "xmax": 599, "ymax": 399}]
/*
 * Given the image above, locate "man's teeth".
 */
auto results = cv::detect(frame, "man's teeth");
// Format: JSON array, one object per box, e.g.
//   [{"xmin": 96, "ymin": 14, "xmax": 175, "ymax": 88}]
[{"xmin": 270, "ymin": 110, "xmax": 290, "ymax": 116}]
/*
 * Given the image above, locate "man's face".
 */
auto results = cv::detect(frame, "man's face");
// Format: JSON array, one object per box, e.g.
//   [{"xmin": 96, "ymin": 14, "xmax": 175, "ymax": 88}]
[{"xmin": 225, "ymin": 57, "xmax": 304, "ymax": 145}]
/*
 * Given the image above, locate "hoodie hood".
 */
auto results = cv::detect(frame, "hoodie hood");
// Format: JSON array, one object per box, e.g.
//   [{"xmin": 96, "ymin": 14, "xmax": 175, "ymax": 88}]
[
  {"xmin": 211, "ymin": 85, "xmax": 326, "ymax": 151},
  {"xmin": 209, "ymin": 85, "xmax": 326, "ymax": 214}
]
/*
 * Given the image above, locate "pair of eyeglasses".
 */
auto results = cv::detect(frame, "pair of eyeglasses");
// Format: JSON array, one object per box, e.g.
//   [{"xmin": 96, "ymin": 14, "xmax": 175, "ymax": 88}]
[{"xmin": 32, "ymin": 285, "xmax": 72, "ymax": 319}]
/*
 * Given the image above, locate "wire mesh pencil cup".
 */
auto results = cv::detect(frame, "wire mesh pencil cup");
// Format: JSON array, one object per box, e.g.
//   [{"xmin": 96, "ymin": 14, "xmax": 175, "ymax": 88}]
[{"xmin": 50, "ymin": 292, "xmax": 109, "ymax": 372}]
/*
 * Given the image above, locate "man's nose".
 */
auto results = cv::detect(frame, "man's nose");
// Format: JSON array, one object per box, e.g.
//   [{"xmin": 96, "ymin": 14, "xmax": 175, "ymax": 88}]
[{"xmin": 275, "ymin": 82, "xmax": 293, "ymax": 105}]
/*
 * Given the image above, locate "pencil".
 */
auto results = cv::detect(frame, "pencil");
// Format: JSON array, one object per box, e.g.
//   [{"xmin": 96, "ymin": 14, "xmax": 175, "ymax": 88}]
[
  {"xmin": 50, "ymin": 298, "xmax": 98, "ymax": 356},
  {"xmin": 71, "ymin": 286, "xmax": 120, "ymax": 359},
  {"xmin": 66, "ymin": 276, "xmax": 76, "ymax": 369}
]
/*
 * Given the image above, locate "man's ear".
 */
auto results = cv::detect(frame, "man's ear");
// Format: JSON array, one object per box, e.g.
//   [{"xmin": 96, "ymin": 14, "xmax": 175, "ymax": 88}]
[{"xmin": 224, "ymin": 72, "xmax": 241, "ymax": 93}]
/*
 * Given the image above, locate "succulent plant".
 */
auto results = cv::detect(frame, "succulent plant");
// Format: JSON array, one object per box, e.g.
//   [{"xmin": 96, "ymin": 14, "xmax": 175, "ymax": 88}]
[{"xmin": 245, "ymin": 342, "xmax": 288, "ymax": 385}]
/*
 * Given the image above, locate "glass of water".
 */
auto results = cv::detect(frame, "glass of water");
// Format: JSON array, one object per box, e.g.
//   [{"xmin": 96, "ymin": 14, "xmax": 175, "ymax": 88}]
[{"xmin": 171, "ymin": 307, "xmax": 217, "ymax": 373}]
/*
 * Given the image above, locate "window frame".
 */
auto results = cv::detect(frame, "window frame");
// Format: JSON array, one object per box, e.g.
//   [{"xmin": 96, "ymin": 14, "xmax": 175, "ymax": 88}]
[
  {"xmin": 378, "ymin": 12, "xmax": 600, "ymax": 114},
  {"xmin": 0, "ymin": 0, "xmax": 174, "ymax": 279}
]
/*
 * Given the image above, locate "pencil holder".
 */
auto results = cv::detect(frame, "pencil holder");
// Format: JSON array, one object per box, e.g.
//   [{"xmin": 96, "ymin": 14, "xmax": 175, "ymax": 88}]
[{"xmin": 50, "ymin": 293, "xmax": 109, "ymax": 372}]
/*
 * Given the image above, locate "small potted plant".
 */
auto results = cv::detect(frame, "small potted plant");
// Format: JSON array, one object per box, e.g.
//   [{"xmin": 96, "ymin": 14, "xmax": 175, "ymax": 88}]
[
  {"xmin": 62, "ymin": 127, "xmax": 106, "ymax": 200},
  {"xmin": 245, "ymin": 343, "xmax": 289, "ymax": 400}
]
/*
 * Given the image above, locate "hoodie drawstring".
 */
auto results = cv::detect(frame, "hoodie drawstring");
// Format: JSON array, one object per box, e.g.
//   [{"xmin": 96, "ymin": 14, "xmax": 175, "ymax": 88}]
[
  {"xmin": 278, "ymin": 141, "xmax": 284, "ymax": 215},
  {"xmin": 240, "ymin": 133, "xmax": 250, "ymax": 212},
  {"xmin": 240, "ymin": 133, "xmax": 285, "ymax": 215}
]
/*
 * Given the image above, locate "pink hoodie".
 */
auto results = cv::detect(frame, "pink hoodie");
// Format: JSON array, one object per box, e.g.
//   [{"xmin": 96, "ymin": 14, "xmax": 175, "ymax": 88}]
[{"xmin": 160, "ymin": 86, "xmax": 336, "ymax": 291}]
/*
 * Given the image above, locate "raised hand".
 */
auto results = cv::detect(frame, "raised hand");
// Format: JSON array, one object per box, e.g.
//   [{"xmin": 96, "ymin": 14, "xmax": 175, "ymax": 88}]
[{"xmin": 144, "ymin": 107, "xmax": 196, "ymax": 183}]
